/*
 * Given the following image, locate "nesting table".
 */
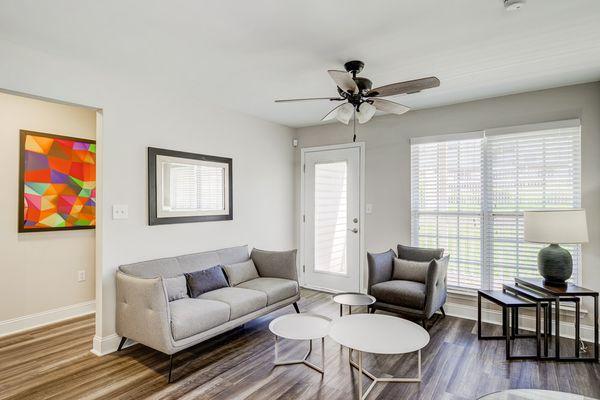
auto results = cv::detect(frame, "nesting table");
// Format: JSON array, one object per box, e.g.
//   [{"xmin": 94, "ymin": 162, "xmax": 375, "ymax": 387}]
[
  {"xmin": 329, "ymin": 314, "xmax": 430, "ymax": 400},
  {"xmin": 478, "ymin": 389, "xmax": 598, "ymax": 400},
  {"xmin": 268, "ymin": 313, "xmax": 331, "ymax": 374}
]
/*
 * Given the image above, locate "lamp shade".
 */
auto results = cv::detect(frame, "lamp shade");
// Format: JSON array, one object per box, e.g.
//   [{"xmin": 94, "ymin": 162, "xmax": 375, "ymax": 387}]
[{"xmin": 524, "ymin": 209, "xmax": 588, "ymax": 244}]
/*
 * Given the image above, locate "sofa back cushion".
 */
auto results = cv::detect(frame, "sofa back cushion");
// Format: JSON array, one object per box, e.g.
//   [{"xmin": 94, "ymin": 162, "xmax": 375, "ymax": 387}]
[
  {"xmin": 397, "ymin": 244, "xmax": 444, "ymax": 262},
  {"xmin": 185, "ymin": 266, "xmax": 229, "ymax": 298},
  {"xmin": 392, "ymin": 258, "xmax": 431, "ymax": 283},
  {"xmin": 223, "ymin": 259, "xmax": 260, "ymax": 286},
  {"xmin": 164, "ymin": 276, "xmax": 189, "ymax": 301},
  {"xmin": 118, "ymin": 245, "xmax": 250, "ymax": 278}
]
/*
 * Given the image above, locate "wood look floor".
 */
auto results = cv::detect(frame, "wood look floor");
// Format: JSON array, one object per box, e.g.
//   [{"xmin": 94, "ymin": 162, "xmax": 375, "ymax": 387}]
[{"xmin": 1, "ymin": 289, "xmax": 599, "ymax": 400}]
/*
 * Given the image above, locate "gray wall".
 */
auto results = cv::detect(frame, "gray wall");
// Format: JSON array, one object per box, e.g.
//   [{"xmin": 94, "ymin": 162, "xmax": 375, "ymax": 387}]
[{"xmin": 294, "ymin": 82, "xmax": 600, "ymax": 324}]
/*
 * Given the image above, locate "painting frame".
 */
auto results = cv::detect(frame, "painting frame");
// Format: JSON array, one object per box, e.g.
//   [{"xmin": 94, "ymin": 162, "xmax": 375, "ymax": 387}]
[
  {"xmin": 148, "ymin": 147, "xmax": 233, "ymax": 226},
  {"xmin": 18, "ymin": 130, "xmax": 96, "ymax": 233}
]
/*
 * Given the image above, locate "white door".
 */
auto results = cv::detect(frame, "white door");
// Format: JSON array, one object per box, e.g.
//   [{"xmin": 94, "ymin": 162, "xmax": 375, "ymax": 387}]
[{"xmin": 303, "ymin": 146, "xmax": 361, "ymax": 292}]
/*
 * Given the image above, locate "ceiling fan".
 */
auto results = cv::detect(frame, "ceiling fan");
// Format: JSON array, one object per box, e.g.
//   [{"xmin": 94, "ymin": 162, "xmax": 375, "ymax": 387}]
[{"xmin": 275, "ymin": 60, "xmax": 440, "ymax": 125}]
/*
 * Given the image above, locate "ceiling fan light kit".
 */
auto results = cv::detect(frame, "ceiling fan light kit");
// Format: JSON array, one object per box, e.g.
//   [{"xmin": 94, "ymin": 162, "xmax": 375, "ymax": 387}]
[{"xmin": 275, "ymin": 60, "xmax": 440, "ymax": 130}]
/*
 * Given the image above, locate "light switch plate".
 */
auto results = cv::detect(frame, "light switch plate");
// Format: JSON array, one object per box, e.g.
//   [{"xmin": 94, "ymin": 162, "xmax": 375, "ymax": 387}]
[
  {"xmin": 112, "ymin": 204, "xmax": 129, "ymax": 220},
  {"xmin": 77, "ymin": 270, "xmax": 86, "ymax": 282},
  {"xmin": 366, "ymin": 203, "xmax": 373, "ymax": 214}
]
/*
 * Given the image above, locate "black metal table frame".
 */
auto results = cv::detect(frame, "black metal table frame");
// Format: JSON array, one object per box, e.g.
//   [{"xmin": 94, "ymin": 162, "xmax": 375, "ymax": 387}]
[{"xmin": 515, "ymin": 278, "xmax": 599, "ymax": 362}]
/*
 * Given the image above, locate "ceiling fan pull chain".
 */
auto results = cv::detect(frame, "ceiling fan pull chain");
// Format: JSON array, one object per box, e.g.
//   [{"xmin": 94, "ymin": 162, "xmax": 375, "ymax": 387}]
[{"xmin": 352, "ymin": 107, "xmax": 357, "ymax": 142}]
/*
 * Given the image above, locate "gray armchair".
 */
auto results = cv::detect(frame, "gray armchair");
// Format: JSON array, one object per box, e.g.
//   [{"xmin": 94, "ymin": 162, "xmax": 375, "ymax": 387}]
[{"xmin": 367, "ymin": 244, "xmax": 450, "ymax": 328}]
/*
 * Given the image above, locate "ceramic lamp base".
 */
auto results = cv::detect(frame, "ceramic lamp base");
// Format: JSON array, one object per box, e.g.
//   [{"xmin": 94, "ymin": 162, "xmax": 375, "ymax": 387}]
[{"xmin": 538, "ymin": 243, "xmax": 572, "ymax": 286}]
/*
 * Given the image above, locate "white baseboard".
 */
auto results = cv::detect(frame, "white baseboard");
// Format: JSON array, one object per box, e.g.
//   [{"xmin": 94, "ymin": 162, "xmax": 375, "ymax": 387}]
[
  {"xmin": 91, "ymin": 333, "xmax": 121, "ymax": 356},
  {"xmin": 444, "ymin": 301, "xmax": 595, "ymax": 343},
  {"xmin": 0, "ymin": 300, "xmax": 95, "ymax": 338}
]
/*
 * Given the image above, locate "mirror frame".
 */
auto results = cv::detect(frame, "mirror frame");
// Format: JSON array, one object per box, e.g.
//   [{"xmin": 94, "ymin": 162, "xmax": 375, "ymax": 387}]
[{"xmin": 148, "ymin": 147, "xmax": 233, "ymax": 225}]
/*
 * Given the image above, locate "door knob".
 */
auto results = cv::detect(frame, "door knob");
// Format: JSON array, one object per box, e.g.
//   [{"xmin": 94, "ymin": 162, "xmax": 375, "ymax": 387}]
[{"xmin": 348, "ymin": 228, "xmax": 358, "ymax": 233}]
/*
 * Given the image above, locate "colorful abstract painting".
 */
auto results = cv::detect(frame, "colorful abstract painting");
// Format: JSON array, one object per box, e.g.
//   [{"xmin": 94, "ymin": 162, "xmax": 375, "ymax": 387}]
[{"xmin": 19, "ymin": 130, "xmax": 96, "ymax": 232}]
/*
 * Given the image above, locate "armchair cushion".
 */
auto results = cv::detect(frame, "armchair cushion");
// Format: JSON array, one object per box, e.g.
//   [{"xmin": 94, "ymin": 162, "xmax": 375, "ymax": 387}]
[
  {"xmin": 392, "ymin": 258, "xmax": 431, "ymax": 283},
  {"xmin": 397, "ymin": 244, "xmax": 444, "ymax": 262},
  {"xmin": 370, "ymin": 280, "xmax": 426, "ymax": 310}
]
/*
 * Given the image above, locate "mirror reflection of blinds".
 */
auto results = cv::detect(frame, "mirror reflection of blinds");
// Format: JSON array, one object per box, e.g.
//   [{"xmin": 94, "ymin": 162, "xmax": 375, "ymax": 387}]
[
  {"xmin": 411, "ymin": 122, "xmax": 581, "ymax": 290},
  {"xmin": 170, "ymin": 164, "xmax": 225, "ymax": 211}
]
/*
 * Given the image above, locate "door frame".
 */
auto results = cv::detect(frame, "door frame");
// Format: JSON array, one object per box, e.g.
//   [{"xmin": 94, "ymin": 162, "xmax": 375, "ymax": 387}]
[{"xmin": 299, "ymin": 142, "xmax": 366, "ymax": 294}]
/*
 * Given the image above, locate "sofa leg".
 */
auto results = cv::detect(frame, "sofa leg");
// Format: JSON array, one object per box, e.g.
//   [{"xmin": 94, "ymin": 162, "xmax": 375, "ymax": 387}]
[
  {"xmin": 293, "ymin": 302, "xmax": 300, "ymax": 314},
  {"xmin": 369, "ymin": 307, "xmax": 376, "ymax": 314},
  {"xmin": 440, "ymin": 306, "xmax": 446, "ymax": 318},
  {"xmin": 117, "ymin": 337, "xmax": 127, "ymax": 352},
  {"xmin": 168, "ymin": 355, "xmax": 174, "ymax": 383}
]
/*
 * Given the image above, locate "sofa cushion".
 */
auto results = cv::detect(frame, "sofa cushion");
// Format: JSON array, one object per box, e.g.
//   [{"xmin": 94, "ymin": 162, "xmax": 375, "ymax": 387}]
[
  {"xmin": 164, "ymin": 276, "xmax": 189, "ymax": 301},
  {"xmin": 223, "ymin": 259, "xmax": 259, "ymax": 286},
  {"xmin": 169, "ymin": 298, "xmax": 230, "ymax": 340},
  {"xmin": 397, "ymin": 244, "xmax": 444, "ymax": 262},
  {"xmin": 199, "ymin": 287, "xmax": 267, "ymax": 320},
  {"xmin": 250, "ymin": 248, "xmax": 298, "ymax": 280},
  {"xmin": 237, "ymin": 277, "xmax": 299, "ymax": 305},
  {"xmin": 185, "ymin": 266, "xmax": 229, "ymax": 298},
  {"xmin": 392, "ymin": 258, "xmax": 431, "ymax": 284},
  {"xmin": 371, "ymin": 280, "xmax": 426, "ymax": 310}
]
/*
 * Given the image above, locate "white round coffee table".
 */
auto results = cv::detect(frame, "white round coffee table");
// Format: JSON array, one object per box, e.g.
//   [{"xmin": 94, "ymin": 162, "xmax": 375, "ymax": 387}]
[
  {"xmin": 329, "ymin": 314, "xmax": 430, "ymax": 399},
  {"xmin": 478, "ymin": 389, "xmax": 597, "ymax": 400},
  {"xmin": 268, "ymin": 313, "xmax": 331, "ymax": 374},
  {"xmin": 332, "ymin": 292, "xmax": 376, "ymax": 316}
]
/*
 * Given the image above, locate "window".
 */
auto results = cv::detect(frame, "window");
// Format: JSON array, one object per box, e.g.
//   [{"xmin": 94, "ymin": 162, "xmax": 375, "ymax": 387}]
[{"xmin": 411, "ymin": 120, "xmax": 581, "ymax": 290}]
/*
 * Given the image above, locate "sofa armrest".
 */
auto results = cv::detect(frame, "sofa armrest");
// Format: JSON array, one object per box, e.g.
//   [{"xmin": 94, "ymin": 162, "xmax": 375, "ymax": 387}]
[
  {"xmin": 424, "ymin": 255, "xmax": 450, "ymax": 318},
  {"xmin": 367, "ymin": 249, "xmax": 396, "ymax": 293},
  {"xmin": 116, "ymin": 271, "xmax": 174, "ymax": 354},
  {"xmin": 250, "ymin": 248, "xmax": 298, "ymax": 281}
]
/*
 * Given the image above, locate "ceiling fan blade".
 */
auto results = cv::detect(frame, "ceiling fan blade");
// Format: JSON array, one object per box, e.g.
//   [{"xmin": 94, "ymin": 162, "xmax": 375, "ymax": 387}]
[
  {"xmin": 275, "ymin": 97, "xmax": 344, "ymax": 103},
  {"xmin": 328, "ymin": 70, "xmax": 358, "ymax": 94},
  {"xmin": 370, "ymin": 98, "xmax": 410, "ymax": 115},
  {"xmin": 367, "ymin": 77, "xmax": 440, "ymax": 97}
]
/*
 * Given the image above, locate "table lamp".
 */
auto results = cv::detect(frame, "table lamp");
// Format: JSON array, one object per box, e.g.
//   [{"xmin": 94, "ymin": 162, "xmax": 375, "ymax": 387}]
[{"xmin": 524, "ymin": 209, "xmax": 588, "ymax": 287}]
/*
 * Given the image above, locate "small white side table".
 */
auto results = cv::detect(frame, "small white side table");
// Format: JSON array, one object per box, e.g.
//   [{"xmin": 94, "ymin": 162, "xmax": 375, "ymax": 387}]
[
  {"xmin": 268, "ymin": 313, "xmax": 331, "ymax": 374},
  {"xmin": 332, "ymin": 292, "xmax": 376, "ymax": 316},
  {"xmin": 329, "ymin": 314, "xmax": 430, "ymax": 399},
  {"xmin": 478, "ymin": 389, "xmax": 598, "ymax": 400}
]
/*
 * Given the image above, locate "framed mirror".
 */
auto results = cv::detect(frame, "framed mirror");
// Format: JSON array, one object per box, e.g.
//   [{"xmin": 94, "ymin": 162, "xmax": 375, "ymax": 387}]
[{"xmin": 148, "ymin": 147, "xmax": 233, "ymax": 225}]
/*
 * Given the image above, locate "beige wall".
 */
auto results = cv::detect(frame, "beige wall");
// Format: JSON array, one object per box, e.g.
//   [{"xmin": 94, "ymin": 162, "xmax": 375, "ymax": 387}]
[
  {"xmin": 0, "ymin": 92, "xmax": 96, "ymax": 323},
  {"xmin": 295, "ymin": 82, "xmax": 600, "ymax": 326}
]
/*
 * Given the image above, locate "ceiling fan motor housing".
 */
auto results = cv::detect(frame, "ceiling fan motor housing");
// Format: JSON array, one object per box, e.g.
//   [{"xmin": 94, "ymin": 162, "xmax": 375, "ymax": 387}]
[{"xmin": 344, "ymin": 60, "xmax": 364, "ymax": 76}]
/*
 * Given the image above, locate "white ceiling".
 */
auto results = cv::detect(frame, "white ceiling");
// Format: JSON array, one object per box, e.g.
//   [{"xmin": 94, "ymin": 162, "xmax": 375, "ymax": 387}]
[{"xmin": 1, "ymin": 0, "xmax": 600, "ymax": 127}]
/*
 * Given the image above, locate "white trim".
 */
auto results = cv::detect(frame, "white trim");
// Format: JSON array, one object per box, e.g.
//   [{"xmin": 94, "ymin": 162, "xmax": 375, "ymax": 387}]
[
  {"xmin": 410, "ymin": 130, "xmax": 484, "ymax": 145},
  {"xmin": 299, "ymin": 142, "xmax": 367, "ymax": 293},
  {"xmin": 444, "ymin": 300, "xmax": 595, "ymax": 343},
  {"xmin": 485, "ymin": 119, "xmax": 581, "ymax": 137},
  {"xmin": 0, "ymin": 300, "xmax": 95, "ymax": 338},
  {"xmin": 91, "ymin": 333, "xmax": 128, "ymax": 356}
]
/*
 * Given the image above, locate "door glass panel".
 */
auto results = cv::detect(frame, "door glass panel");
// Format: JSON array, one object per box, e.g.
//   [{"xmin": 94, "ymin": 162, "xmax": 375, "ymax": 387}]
[{"xmin": 314, "ymin": 161, "xmax": 348, "ymax": 275}]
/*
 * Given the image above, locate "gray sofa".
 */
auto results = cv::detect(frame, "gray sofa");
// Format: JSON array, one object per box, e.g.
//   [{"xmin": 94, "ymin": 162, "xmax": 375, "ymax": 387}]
[
  {"xmin": 115, "ymin": 245, "xmax": 300, "ymax": 381},
  {"xmin": 367, "ymin": 244, "xmax": 449, "ymax": 328}
]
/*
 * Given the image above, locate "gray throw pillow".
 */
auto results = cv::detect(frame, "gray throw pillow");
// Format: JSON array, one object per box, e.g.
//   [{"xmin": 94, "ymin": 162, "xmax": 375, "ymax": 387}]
[
  {"xmin": 164, "ymin": 275, "xmax": 189, "ymax": 302},
  {"xmin": 223, "ymin": 259, "xmax": 259, "ymax": 286},
  {"xmin": 184, "ymin": 265, "xmax": 229, "ymax": 298},
  {"xmin": 392, "ymin": 258, "xmax": 432, "ymax": 284}
]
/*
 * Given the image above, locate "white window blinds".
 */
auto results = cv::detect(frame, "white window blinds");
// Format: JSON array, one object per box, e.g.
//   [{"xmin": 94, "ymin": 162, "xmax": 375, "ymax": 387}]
[
  {"xmin": 485, "ymin": 125, "xmax": 582, "ymax": 288},
  {"xmin": 411, "ymin": 121, "xmax": 581, "ymax": 290},
  {"xmin": 411, "ymin": 137, "xmax": 484, "ymax": 289}
]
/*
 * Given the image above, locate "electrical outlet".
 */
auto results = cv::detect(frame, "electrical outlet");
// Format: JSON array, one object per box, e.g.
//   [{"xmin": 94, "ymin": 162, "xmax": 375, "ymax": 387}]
[
  {"xmin": 112, "ymin": 204, "xmax": 128, "ymax": 220},
  {"xmin": 78, "ymin": 270, "xmax": 86, "ymax": 282}
]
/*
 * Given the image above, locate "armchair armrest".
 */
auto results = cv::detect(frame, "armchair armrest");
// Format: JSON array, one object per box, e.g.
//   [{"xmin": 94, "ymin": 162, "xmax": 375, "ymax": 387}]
[
  {"xmin": 367, "ymin": 249, "xmax": 396, "ymax": 293},
  {"xmin": 251, "ymin": 248, "xmax": 298, "ymax": 281},
  {"xmin": 424, "ymin": 255, "xmax": 450, "ymax": 318},
  {"xmin": 116, "ymin": 271, "xmax": 174, "ymax": 354}
]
